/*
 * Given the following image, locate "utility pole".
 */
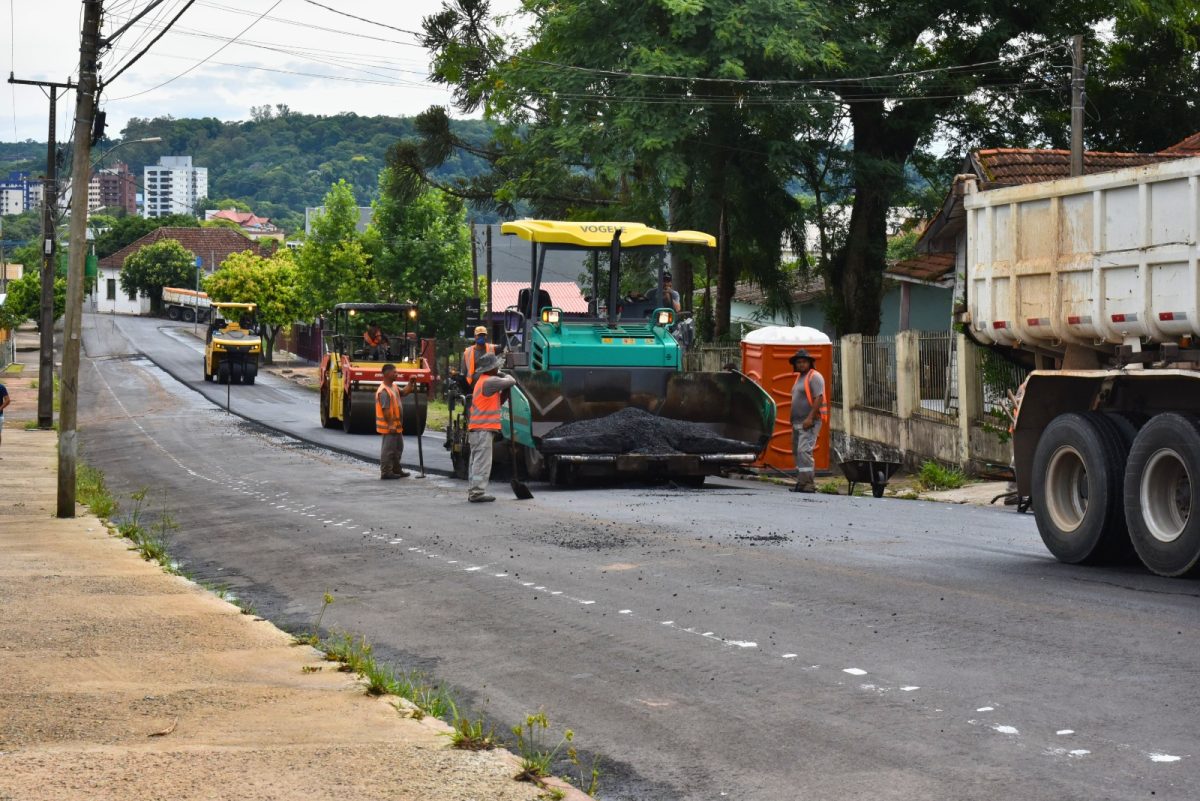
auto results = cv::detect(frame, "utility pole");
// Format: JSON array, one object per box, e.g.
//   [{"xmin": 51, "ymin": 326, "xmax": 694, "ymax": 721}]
[
  {"xmin": 1070, "ymin": 34, "xmax": 1085, "ymax": 178},
  {"xmin": 57, "ymin": 0, "xmax": 103, "ymax": 518},
  {"xmin": 8, "ymin": 74, "xmax": 74, "ymax": 428}
]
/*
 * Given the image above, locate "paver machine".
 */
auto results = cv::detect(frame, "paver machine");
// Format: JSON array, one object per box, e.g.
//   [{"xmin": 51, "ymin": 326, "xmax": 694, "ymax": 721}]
[
  {"xmin": 492, "ymin": 220, "xmax": 776, "ymax": 485},
  {"xmin": 204, "ymin": 302, "xmax": 261, "ymax": 385},
  {"xmin": 319, "ymin": 302, "xmax": 432, "ymax": 435}
]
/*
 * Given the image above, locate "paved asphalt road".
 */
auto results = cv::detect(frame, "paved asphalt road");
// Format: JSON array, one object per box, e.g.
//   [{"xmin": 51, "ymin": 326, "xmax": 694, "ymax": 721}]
[{"xmin": 78, "ymin": 313, "xmax": 1199, "ymax": 801}]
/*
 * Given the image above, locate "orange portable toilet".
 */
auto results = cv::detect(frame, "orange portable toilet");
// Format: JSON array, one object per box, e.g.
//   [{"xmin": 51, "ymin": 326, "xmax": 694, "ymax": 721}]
[{"xmin": 740, "ymin": 326, "xmax": 833, "ymax": 474}]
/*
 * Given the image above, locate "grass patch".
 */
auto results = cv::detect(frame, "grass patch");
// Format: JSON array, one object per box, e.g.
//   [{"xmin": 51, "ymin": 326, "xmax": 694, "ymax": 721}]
[
  {"xmin": 77, "ymin": 463, "xmax": 118, "ymax": 518},
  {"xmin": 316, "ymin": 629, "xmax": 454, "ymax": 719},
  {"xmin": 424, "ymin": 398, "xmax": 450, "ymax": 433},
  {"xmin": 816, "ymin": 480, "xmax": 841, "ymax": 495},
  {"xmin": 443, "ymin": 700, "xmax": 498, "ymax": 750},
  {"xmin": 24, "ymin": 420, "xmax": 57, "ymax": 430},
  {"xmin": 3, "ymin": 362, "xmax": 22, "ymax": 374},
  {"xmin": 916, "ymin": 460, "xmax": 967, "ymax": 491},
  {"xmin": 511, "ymin": 710, "xmax": 601, "ymax": 795}
]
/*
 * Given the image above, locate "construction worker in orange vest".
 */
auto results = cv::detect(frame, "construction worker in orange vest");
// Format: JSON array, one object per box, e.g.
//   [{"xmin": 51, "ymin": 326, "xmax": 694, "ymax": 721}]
[
  {"xmin": 376, "ymin": 363, "xmax": 416, "ymax": 480},
  {"xmin": 789, "ymin": 349, "xmax": 828, "ymax": 493},
  {"xmin": 462, "ymin": 325, "xmax": 498, "ymax": 389},
  {"xmin": 364, "ymin": 323, "xmax": 389, "ymax": 360},
  {"xmin": 467, "ymin": 352, "xmax": 516, "ymax": 502}
]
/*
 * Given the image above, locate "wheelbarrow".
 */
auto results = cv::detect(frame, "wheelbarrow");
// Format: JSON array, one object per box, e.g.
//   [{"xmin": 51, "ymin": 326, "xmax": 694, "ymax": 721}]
[{"xmin": 839, "ymin": 459, "xmax": 901, "ymax": 498}]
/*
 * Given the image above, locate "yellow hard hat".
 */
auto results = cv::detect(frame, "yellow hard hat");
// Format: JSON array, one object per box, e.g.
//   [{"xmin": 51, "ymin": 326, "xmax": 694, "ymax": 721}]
[{"xmin": 473, "ymin": 325, "xmax": 488, "ymax": 335}]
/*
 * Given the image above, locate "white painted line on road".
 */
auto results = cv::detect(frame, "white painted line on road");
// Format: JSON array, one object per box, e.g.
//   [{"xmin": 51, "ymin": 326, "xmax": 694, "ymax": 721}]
[
  {"xmin": 618, "ymin": 609, "xmax": 633, "ymax": 615},
  {"xmin": 465, "ymin": 566, "xmax": 484, "ymax": 572},
  {"xmin": 1056, "ymin": 729, "xmax": 1074, "ymax": 735},
  {"xmin": 550, "ymin": 590, "xmax": 562, "ymax": 595},
  {"xmin": 494, "ymin": 573, "xmax": 508, "ymax": 577},
  {"xmin": 1148, "ymin": 753, "xmax": 1182, "ymax": 763},
  {"xmin": 992, "ymin": 725, "xmax": 1019, "ymax": 735},
  {"xmin": 579, "ymin": 600, "xmax": 595, "ymax": 605},
  {"xmin": 781, "ymin": 653, "xmax": 797, "ymax": 659},
  {"xmin": 900, "ymin": 686, "xmax": 920, "ymax": 691},
  {"xmin": 976, "ymin": 706, "xmax": 994, "ymax": 712},
  {"xmin": 843, "ymin": 668, "xmax": 867, "ymax": 676}
]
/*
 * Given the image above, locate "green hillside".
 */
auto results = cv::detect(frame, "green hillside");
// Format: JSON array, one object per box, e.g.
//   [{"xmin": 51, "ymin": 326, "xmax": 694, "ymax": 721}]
[{"xmin": 0, "ymin": 112, "xmax": 493, "ymax": 233}]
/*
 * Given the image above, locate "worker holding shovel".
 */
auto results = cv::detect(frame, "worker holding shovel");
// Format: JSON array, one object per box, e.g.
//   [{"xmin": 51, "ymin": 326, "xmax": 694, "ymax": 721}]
[{"xmin": 467, "ymin": 353, "xmax": 516, "ymax": 502}]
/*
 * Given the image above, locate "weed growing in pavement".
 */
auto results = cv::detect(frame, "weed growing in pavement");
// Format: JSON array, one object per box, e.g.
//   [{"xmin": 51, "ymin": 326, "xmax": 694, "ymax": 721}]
[
  {"xmin": 316, "ymin": 628, "xmax": 455, "ymax": 719},
  {"xmin": 512, "ymin": 710, "xmax": 572, "ymax": 781},
  {"xmin": 916, "ymin": 460, "xmax": 967, "ymax": 491},
  {"xmin": 443, "ymin": 700, "xmax": 497, "ymax": 750},
  {"xmin": 816, "ymin": 480, "xmax": 841, "ymax": 495},
  {"xmin": 896, "ymin": 490, "xmax": 921, "ymax": 500},
  {"xmin": 77, "ymin": 464, "xmax": 118, "ymax": 518},
  {"xmin": 536, "ymin": 789, "xmax": 566, "ymax": 801},
  {"xmin": 301, "ymin": 665, "xmax": 322, "ymax": 674},
  {"xmin": 294, "ymin": 592, "xmax": 335, "ymax": 646},
  {"xmin": 24, "ymin": 420, "xmax": 57, "ymax": 430}
]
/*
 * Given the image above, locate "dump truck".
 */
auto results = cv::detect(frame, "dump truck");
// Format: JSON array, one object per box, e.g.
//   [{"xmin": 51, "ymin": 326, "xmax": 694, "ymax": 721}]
[
  {"xmin": 319, "ymin": 302, "xmax": 432, "ymax": 435},
  {"xmin": 960, "ymin": 155, "xmax": 1200, "ymax": 576},
  {"xmin": 204, "ymin": 302, "xmax": 260, "ymax": 385},
  {"xmin": 490, "ymin": 220, "xmax": 776, "ymax": 485},
  {"xmin": 163, "ymin": 287, "xmax": 211, "ymax": 322}
]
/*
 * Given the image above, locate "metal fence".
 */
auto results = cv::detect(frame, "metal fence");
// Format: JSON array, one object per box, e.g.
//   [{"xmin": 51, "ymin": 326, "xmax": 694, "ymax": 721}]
[
  {"xmin": 859, "ymin": 335, "xmax": 898, "ymax": 414},
  {"xmin": 683, "ymin": 345, "xmax": 743, "ymax": 373},
  {"xmin": 916, "ymin": 331, "xmax": 956, "ymax": 419},
  {"xmin": 829, "ymin": 340, "xmax": 842, "ymax": 406},
  {"xmin": 0, "ymin": 330, "xmax": 12, "ymax": 371},
  {"xmin": 975, "ymin": 346, "xmax": 1031, "ymax": 420}
]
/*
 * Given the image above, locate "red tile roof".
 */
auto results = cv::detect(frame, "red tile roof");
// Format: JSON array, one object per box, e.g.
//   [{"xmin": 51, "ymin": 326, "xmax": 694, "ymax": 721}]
[
  {"xmin": 1162, "ymin": 132, "xmax": 1200, "ymax": 155},
  {"xmin": 490, "ymin": 282, "xmax": 590, "ymax": 313},
  {"xmin": 886, "ymin": 251, "xmax": 956, "ymax": 284},
  {"xmin": 973, "ymin": 148, "xmax": 1182, "ymax": 186},
  {"xmin": 210, "ymin": 209, "xmax": 275, "ymax": 229},
  {"xmin": 99, "ymin": 227, "xmax": 269, "ymax": 272}
]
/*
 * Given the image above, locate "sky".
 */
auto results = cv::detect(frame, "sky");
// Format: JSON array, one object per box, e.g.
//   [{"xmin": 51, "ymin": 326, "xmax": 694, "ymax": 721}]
[{"xmin": 2, "ymin": 0, "xmax": 525, "ymax": 142}]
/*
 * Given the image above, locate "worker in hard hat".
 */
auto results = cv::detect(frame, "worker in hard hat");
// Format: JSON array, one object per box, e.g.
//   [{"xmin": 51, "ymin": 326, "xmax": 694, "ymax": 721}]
[
  {"xmin": 467, "ymin": 352, "xmax": 516, "ymax": 502},
  {"xmin": 462, "ymin": 325, "xmax": 498, "ymax": 389},
  {"xmin": 789, "ymin": 349, "xmax": 827, "ymax": 493},
  {"xmin": 376, "ymin": 363, "xmax": 417, "ymax": 480}
]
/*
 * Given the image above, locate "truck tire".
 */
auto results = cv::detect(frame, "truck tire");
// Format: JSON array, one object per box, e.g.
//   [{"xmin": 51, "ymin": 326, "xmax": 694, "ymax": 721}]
[
  {"xmin": 1032, "ymin": 412, "xmax": 1131, "ymax": 564},
  {"xmin": 167, "ymin": 306, "xmax": 180, "ymax": 321},
  {"xmin": 183, "ymin": 308, "xmax": 196, "ymax": 323},
  {"xmin": 1123, "ymin": 413, "xmax": 1200, "ymax": 577}
]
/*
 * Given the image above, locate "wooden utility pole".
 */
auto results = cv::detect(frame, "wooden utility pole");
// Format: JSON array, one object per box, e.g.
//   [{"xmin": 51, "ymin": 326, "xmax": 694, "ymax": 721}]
[
  {"xmin": 57, "ymin": 0, "xmax": 103, "ymax": 518},
  {"xmin": 1070, "ymin": 35, "xmax": 1085, "ymax": 178},
  {"xmin": 8, "ymin": 74, "xmax": 74, "ymax": 428}
]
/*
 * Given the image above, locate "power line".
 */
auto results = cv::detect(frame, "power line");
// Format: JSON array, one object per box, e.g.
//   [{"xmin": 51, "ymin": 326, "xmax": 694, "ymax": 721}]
[
  {"xmin": 300, "ymin": 0, "xmax": 424, "ymax": 39},
  {"xmin": 104, "ymin": 0, "xmax": 283, "ymax": 101},
  {"xmin": 101, "ymin": 0, "xmax": 198, "ymax": 90},
  {"xmin": 196, "ymin": 0, "xmax": 426, "ymax": 49}
]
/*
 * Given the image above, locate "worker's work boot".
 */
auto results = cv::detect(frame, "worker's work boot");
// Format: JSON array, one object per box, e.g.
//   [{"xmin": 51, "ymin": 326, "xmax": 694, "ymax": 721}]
[
  {"xmin": 468, "ymin": 493, "xmax": 496, "ymax": 503},
  {"xmin": 789, "ymin": 481, "xmax": 817, "ymax": 493},
  {"xmin": 381, "ymin": 473, "xmax": 401, "ymax": 480}
]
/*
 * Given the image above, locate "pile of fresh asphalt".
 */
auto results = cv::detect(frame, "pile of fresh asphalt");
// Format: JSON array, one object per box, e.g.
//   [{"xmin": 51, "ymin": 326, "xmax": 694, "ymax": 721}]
[{"xmin": 539, "ymin": 407, "xmax": 755, "ymax": 454}]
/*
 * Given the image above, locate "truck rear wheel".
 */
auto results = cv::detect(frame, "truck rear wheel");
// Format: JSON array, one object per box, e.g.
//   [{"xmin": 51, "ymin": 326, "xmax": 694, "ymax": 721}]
[
  {"xmin": 1032, "ymin": 412, "xmax": 1131, "ymax": 564},
  {"xmin": 167, "ymin": 306, "xmax": 180, "ymax": 321},
  {"xmin": 1123, "ymin": 413, "xmax": 1200, "ymax": 577},
  {"xmin": 183, "ymin": 308, "xmax": 196, "ymax": 323}
]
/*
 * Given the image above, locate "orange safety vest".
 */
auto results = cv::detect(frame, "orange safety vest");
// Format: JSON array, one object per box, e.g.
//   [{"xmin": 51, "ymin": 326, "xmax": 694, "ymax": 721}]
[
  {"xmin": 802, "ymin": 370, "xmax": 829, "ymax": 424},
  {"xmin": 364, "ymin": 330, "xmax": 383, "ymax": 347},
  {"xmin": 462, "ymin": 343, "xmax": 496, "ymax": 386},
  {"xmin": 375, "ymin": 383, "xmax": 403, "ymax": 434},
  {"xmin": 470, "ymin": 378, "xmax": 503, "ymax": 431}
]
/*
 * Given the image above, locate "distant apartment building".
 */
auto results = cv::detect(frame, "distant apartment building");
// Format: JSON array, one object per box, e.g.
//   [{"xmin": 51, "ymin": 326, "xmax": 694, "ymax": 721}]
[
  {"xmin": 305, "ymin": 206, "xmax": 373, "ymax": 235},
  {"xmin": 143, "ymin": 156, "xmax": 207, "ymax": 218},
  {"xmin": 0, "ymin": 171, "xmax": 44, "ymax": 214},
  {"xmin": 89, "ymin": 161, "xmax": 137, "ymax": 215}
]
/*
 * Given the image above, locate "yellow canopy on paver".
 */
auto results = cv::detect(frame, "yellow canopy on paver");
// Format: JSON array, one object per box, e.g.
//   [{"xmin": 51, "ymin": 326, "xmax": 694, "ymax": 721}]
[{"xmin": 500, "ymin": 219, "xmax": 716, "ymax": 248}]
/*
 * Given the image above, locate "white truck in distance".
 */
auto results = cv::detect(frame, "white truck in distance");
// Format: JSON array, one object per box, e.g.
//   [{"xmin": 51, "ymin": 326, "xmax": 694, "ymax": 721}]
[
  {"xmin": 162, "ymin": 287, "xmax": 211, "ymax": 323},
  {"xmin": 962, "ymin": 156, "xmax": 1200, "ymax": 576}
]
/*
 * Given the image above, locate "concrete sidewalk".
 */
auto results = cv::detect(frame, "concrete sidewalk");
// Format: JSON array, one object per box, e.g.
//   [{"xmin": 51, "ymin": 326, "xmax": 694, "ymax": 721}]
[{"xmin": 0, "ymin": 424, "xmax": 547, "ymax": 801}]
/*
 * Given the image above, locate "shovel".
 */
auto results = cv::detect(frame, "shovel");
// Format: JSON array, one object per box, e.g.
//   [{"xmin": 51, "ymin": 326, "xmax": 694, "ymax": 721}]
[
  {"xmin": 507, "ymin": 398, "xmax": 534, "ymax": 500},
  {"xmin": 415, "ymin": 384, "xmax": 426, "ymax": 478}
]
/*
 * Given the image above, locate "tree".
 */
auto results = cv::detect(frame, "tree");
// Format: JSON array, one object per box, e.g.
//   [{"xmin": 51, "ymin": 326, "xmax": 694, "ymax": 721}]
[
  {"xmin": 205, "ymin": 250, "xmax": 306, "ymax": 364},
  {"xmin": 418, "ymin": 0, "xmax": 837, "ymax": 339},
  {"xmin": 0, "ymin": 269, "xmax": 66, "ymax": 329},
  {"xmin": 295, "ymin": 180, "xmax": 382, "ymax": 314},
  {"xmin": 119, "ymin": 239, "xmax": 197, "ymax": 314},
  {"xmin": 196, "ymin": 197, "xmax": 252, "ymax": 213},
  {"xmin": 373, "ymin": 172, "xmax": 473, "ymax": 340},
  {"xmin": 95, "ymin": 214, "xmax": 199, "ymax": 258}
]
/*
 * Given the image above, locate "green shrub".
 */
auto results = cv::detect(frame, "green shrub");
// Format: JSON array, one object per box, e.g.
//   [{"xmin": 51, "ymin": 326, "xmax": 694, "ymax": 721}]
[{"xmin": 916, "ymin": 461, "xmax": 966, "ymax": 491}]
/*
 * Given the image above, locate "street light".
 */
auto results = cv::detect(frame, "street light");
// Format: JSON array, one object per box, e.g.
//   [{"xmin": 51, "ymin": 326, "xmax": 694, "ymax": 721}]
[{"xmin": 90, "ymin": 136, "xmax": 161, "ymax": 167}]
